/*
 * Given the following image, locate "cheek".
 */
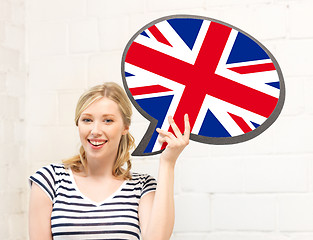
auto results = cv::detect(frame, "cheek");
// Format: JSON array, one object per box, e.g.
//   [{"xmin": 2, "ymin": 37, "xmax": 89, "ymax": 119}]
[{"xmin": 78, "ymin": 125, "xmax": 89, "ymax": 140}]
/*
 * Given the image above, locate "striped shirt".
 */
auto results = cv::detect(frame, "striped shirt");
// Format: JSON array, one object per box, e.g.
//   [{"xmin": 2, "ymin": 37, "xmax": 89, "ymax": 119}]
[{"xmin": 29, "ymin": 164, "xmax": 157, "ymax": 239}]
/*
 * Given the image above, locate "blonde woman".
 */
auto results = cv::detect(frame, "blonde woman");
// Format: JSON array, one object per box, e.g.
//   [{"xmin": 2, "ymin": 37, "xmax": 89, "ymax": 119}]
[{"xmin": 29, "ymin": 82, "xmax": 190, "ymax": 240}]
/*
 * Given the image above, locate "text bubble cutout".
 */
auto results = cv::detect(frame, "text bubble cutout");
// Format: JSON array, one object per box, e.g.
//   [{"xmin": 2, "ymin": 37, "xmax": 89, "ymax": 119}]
[{"xmin": 121, "ymin": 15, "xmax": 285, "ymax": 156}]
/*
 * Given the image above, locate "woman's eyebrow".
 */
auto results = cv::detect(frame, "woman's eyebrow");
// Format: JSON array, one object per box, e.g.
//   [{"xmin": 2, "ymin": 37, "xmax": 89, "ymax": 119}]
[
  {"xmin": 80, "ymin": 113, "xmax": 92, "ymax": 116},
  {"xmin": 81, "ymin": 113, "xmax": 115, "ymax": 117},
  {"xmin": 102, "ymin": 114, "xmax": 115, "ymax": 117}
]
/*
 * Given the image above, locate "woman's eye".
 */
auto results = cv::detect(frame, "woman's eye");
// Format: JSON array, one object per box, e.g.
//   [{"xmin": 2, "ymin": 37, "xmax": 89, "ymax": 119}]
[
  {"xmin": 104, "ymin": 119, "xmax": 113, "ymax": 123},
  {"xmin": 82, "ymin": 118, "xmax": 92, "ymax": 123}
]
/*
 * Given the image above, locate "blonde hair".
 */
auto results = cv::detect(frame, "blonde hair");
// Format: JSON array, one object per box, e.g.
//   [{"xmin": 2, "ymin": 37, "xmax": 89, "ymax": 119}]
[{"xmin": 63, "ymin": 82, "xmax": 135, "ymax": 180}]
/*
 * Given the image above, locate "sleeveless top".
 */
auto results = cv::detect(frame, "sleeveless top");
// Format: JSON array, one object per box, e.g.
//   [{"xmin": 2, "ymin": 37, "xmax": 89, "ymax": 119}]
[{"xmin": 29, "ymin": 164, "xmax": 157, "ymax": 239}]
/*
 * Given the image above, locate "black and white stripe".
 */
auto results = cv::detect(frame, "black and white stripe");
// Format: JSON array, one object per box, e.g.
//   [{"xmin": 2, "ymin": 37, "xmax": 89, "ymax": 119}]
[{"xmin": 29, "ymin": 164, "xmax": 157, "ymax": 240}]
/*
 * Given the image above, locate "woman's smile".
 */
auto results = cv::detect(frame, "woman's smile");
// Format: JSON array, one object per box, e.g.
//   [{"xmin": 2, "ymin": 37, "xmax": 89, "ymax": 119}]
[{"xmin": 87, "ymin": 139, "xmax": 108, "ymax": 149}]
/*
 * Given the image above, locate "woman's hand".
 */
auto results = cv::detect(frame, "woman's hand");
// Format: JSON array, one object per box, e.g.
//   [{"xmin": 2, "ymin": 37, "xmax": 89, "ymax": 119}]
[{"xmin": 156, "ymin": 114, "xmax": 190, "ymax": 167}]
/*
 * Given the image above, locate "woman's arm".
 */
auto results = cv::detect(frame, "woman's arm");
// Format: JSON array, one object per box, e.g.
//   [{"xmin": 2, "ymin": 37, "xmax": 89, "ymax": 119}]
[
  {"xmin": 139, "ymin": 114, "xmax": 190, "ymax": 240},
  {"xmin": 29, "ymin": 183, "xmax": 53, "ymax": 240}
]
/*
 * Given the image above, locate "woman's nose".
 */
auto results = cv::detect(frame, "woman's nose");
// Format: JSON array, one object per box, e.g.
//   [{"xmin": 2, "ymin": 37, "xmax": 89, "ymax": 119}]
[{"xmin": 91, "ymin": 122, "xmax": 102, "ymax": 136}]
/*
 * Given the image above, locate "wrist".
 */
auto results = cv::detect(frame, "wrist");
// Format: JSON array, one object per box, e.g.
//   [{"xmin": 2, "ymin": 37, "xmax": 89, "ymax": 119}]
[{"xmin": 159, "ymin": 157, "xmax": 176, "ymax": 170}]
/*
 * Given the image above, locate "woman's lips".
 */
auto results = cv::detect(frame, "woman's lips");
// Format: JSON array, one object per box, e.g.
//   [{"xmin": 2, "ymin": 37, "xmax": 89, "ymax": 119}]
[{"xmin": 87, "ymin": 139, "xmax": 107, "ymax": 149}]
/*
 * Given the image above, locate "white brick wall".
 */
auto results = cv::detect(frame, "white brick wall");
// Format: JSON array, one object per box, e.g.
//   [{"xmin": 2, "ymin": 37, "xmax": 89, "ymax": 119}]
[
  {"xmin": 0, "ymin": 0, "xmax": 26, "ymax": 239},
  {"xmin": 0, "ymin": 0, "xmax": 312, "ymax": 239}
]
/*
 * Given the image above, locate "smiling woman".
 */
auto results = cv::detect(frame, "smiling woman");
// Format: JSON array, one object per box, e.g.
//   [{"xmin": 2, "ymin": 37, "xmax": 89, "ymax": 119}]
[
  {"xmin": 65, "ymin": 82, "xmax": 135, "ymax": 179},
  {"xmin": 28, "ymin": 82, "xmax": 190, "ymax": 240}
]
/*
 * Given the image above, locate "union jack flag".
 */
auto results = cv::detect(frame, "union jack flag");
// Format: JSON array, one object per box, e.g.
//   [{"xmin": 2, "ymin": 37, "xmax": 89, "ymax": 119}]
[{"xmin": 122, "ymin": 16, "xmax": 283, "ymax": 155}]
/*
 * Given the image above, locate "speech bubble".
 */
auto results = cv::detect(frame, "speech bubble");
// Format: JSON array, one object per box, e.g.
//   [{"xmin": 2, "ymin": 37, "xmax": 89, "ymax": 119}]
[{"xmin": 121, "ymin": 15, "xmax": 285, "ymax": 156}]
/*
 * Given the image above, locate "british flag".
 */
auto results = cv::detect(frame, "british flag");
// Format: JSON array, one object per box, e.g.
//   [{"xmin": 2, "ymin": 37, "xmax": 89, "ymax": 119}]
[{"xmin": 122, "ymin": 16, "xmax": 284, "ymax": 155}]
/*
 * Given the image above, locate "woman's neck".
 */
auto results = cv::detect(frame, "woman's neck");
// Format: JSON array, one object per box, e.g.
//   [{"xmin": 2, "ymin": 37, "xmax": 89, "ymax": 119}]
[{"xmin": 82, "ymin": 155, "xmax": 116, "ymax": 180}]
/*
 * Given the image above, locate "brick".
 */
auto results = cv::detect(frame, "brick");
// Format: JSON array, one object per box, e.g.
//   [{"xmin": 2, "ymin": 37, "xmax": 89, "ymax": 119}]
[
  {"xmin": 4, "ymin": 24, "xmax": 24, "ymax": 50},
  {"xmin": 147, "ymin": 0, "xmax": 205, "ymax": 12},
  {"xmin": 174, "ymin": 193, "xmax": 211, "ymax": 232},
  {"xmin": 0, "ymin": 161, "xmax": 9, "ymax": 190},
  {"xmin": 281, "ymin": 76, "xmax": 304, "ymax": 116},
  {"xmin": 6, "ymin": 71, "xmax": 26, "ymax": 98},
  {"xmin": 0, "ymin": 73, "xmax": 6, "ymax": 93},
  {"xmin": 88, "ymin": 52, "xmax": 123, "ymax": 87},
  {"xmin": 14, "ymin": 119, "xmax": 25, "ymax": 145},
  {"xmin": 7, "ymin": 162, "xmax": 27, "ymax": 189},
  {"xmin": 206, "ymin": 0, "xmax": 272, "ymax": 6},
  {"xmin": 27, "ymin": 91, "xmax": 58, "ymax": 125},
  {"xmin": 9, "ymin": 212, "xmax": 27, "ymax": 239},
  {"xmin": 1, "ymin": 190, "xmax": 24, "ymax": 214},
  {"xmin": 10, "ymin": 1, "xmax": 25, "ymax": 26},
  {"xmin": 0, "ymin": 1, "xmax": 11, "ymax": 21},
  {"xmin": 28, "ymin": 22, "xmax": 67, "ymax": 58},
  {"xmin": 244, "ymin": 155, "xmax": 309, "ymax": 193},
  {"xmin": 0, "ymin": 21, "xmax": 4, "ymax": 42},
  {"xmin": 87, "ymin": 0, "xmax": 144, "ymax": 17},
  {"xmin": 58, "ymin": 91, "xmax": 82, "ymax": 126},
  {"xmin": 181, "ymin": 140, "xmax": 214, "ymax": 158},
  {"xmin": 0, "ymin": 213, "xmax": 9, "ymax": 239},
  {"xmin": 202, "ymin": 3, "xmax": 287, "ymax": 41},
  {"xmin": 69, "ymin": 19, "xmax": 99, "ymax": 53},
  {"xmin": 28, "ymin": 0, "xmax": 86, "ymax": 21},
  {"xmin": 98, "ymin": 16, "xmax": 130, "ymax": 51},
  {"xmin": 290, "ymin": 234, "xmax": 313, "ymax": 240},
  {"xmin": 181, "ymin": 157, "xmax": 244, "ymax": 193},
  {"xmin": 0, "ymin": 120, "xmax": 4, "ymax": 144},
  {"xmin": 0, "ymin": 95, "xmax": 7, "ymax": 118},
  {"xmin": 0, "ymin": 96, "xmax": 19, "ymax": 120},
  {"xmin": 278, "ymin": 194, "xmax": 313, "ymax": 231},
  {"xmin": 270, "ymin": 116, "xmax": 313, "ymax": 154},
  {"xmin": 209, "ymin": 130, "xmax": 277, "ymax": 157},
  {"xmin": 203, "ymin": 232, "xmax": 286, "ymax": 240},
  {"xmin": 212, "ymin": 194, "xmax": 276, "ymax": 231},
  {"xmin": 304, "ymin": 78, "xmax": 313, "ymax": 115},
  {"xmin": 27, "ymin": 125, "xmax": 79, "ymax": 164},
  {"xmin": 271, "ymin": 39, "xmax": 313, "ymax": 77},
  {"xmin": 289, "ymin": 1, "xmax": 313, "ymax": 38},
  {"xmin": 171, "ymin": 233, "xmax": 207, "ymax": 240},
  {"xmin": 29, "ymin": 55, "xmax": 87, "ymax": 90},
  {"xmin": 0, "ymin": 46, "xmax": 20, "ymax": 71},
  {"xmin": 6, "ymin": 95, "xmax": 19, "ymax": 119}
]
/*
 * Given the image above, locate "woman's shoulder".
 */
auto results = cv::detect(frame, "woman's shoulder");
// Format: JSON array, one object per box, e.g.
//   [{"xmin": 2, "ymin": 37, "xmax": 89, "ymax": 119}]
[
  {"xmin": 29, "ymin": 163, "xmax": 67, "ymax": 201},
  {"xmin": 30, "ymin": 163, "xmax": 69, "ymax": 182},
  {"xmin": 128, "ymin": 172, "xmax": 157, "ymax": 197},
  {"xmin": 130, "ymin": 172, "xmax": 155, "ymax": 180},
  {"xmin": 34, "ymin": 163, "xmax": 66, "ymax": 174},
  {"xmin": 128, "ymin": 172, "xmax": 157, "ymax": 186}
]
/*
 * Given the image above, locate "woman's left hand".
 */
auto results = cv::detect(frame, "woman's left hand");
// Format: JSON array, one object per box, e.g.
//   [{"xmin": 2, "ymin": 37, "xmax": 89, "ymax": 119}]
[{"xmin": 156, "ymin": 114, "xmax": 190, "ymax": 167}]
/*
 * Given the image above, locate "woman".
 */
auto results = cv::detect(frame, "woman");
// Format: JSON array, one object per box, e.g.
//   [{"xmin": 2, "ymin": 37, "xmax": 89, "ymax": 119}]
[{"xmin": 29, "ymin": 82, "xmax": 190, "ymax": 239}]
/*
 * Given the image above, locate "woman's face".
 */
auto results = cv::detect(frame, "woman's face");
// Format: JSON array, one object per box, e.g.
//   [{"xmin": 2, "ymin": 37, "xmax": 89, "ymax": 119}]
[{"xmin": 78, "ymin": 97, "xmax": 128, "ymax": 162}]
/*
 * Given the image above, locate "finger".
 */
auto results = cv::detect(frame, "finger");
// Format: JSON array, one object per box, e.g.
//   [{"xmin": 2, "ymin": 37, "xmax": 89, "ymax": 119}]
[
  {"xmin": 157, "ymin": 135, "xmax": 171, "ymax": 145},
  {"xmin": 168, "ymin": 116, "xmax": 183, "ymax": 138},
  {"xmin": 156, "ymin": 128, "xmax": 175, "ymax": 139},
  {"xmin": 184, "ymin": 114, "xmax": 191, "ymax": 140}
]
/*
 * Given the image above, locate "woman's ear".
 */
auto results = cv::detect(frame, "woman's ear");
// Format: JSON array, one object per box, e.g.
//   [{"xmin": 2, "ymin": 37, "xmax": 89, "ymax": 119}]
[{"xmin": 122, "ymin": 126, "xmax": 129, "ymax": 135}]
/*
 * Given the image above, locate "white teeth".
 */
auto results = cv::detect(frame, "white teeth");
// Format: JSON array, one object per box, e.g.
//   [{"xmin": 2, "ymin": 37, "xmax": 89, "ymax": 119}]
[{"xmin": 89, "ymin": 140, "xmax": 106, "ymax": 146}]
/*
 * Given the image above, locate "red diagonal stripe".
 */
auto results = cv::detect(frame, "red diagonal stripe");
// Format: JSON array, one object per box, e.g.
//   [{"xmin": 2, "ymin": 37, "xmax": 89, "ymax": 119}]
[
  {"xmin": 228, "ymin": 112, "xmax": 252, "ymax": 133},
  {"xmin": 228, "ymin": 62, "xmax": 276, "ymax": 74},
  {"xmin": 148, "ymin": 25, "xmax": 172, "ymax": 47},
  {"xmin": 129, "ymin": 85, "xmax": 172, "ymax": 96}
]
